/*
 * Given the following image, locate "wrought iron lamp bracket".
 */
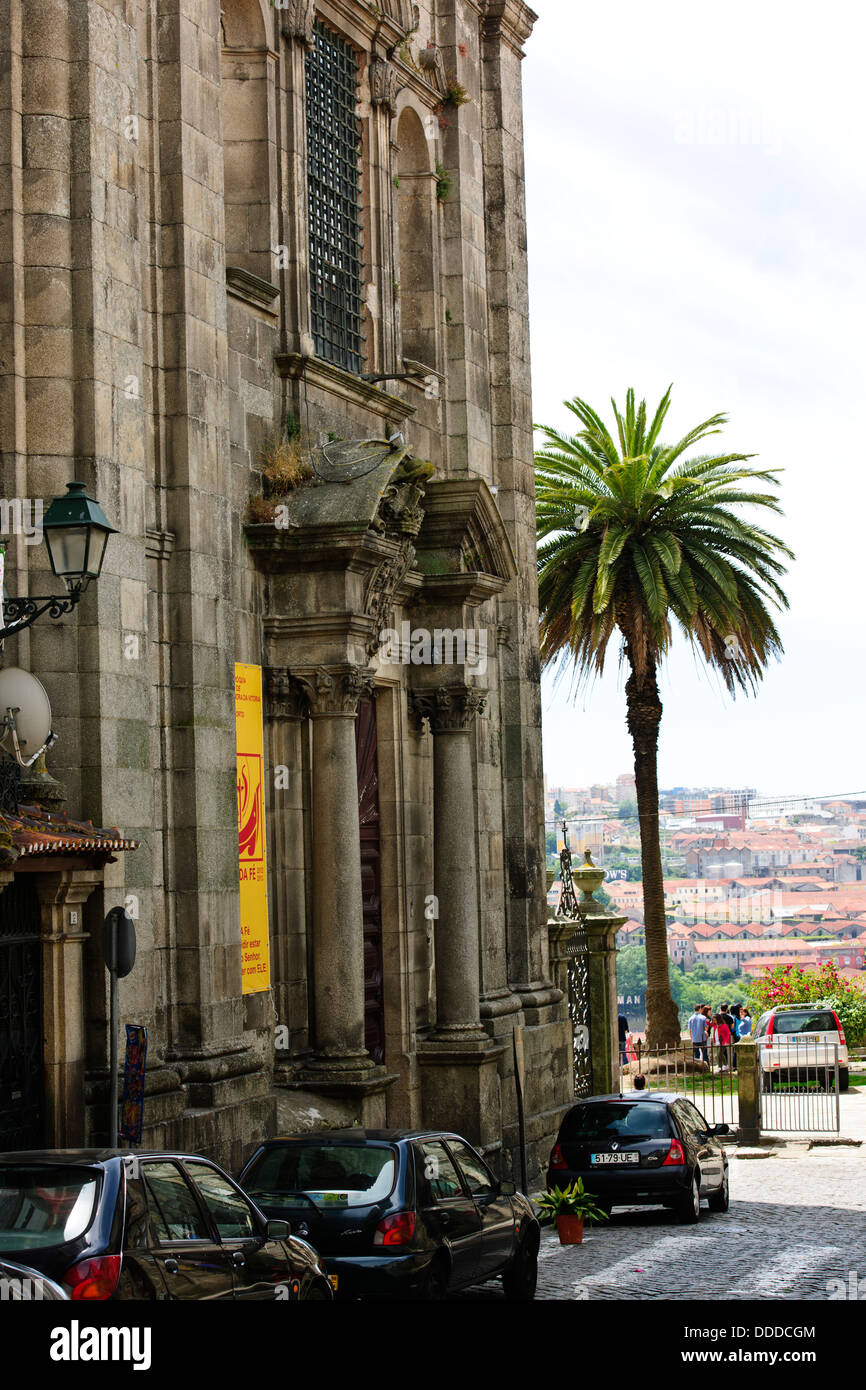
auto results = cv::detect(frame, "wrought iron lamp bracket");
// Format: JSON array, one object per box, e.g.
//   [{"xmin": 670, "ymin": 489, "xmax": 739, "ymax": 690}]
[{"xmin": 0, "ymin": 586, "xmax": 86, "ymax": 643}]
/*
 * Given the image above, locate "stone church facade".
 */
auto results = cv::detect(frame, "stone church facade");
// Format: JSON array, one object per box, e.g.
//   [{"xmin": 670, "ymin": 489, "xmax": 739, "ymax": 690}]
[{"xmin": 0, "ymin": 0, "xmax": 572, "ymax": 1176}]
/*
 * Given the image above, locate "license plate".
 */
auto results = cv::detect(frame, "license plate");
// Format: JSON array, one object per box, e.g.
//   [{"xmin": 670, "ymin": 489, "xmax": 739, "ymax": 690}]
[
  {"xmin": 328, "ymin": 1274, "xmax": 339, "ymax": 1291},
  {"xmin": 590, "ymin": 1152, "xmax": 639, "ymax": 1164},
  {"xmin": 794, "ymin": 1035, "xmax": 820, "ymax": 1044}
]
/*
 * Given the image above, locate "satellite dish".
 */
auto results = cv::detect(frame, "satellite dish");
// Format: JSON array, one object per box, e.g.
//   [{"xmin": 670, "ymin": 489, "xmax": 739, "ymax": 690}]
[
  {"xmin": 0, "ymin": 666, "xmax": 56, "ymax": 768},
  {"xmin": 309, "ymin": 434, "xmax": 406, "ymax": 483}
]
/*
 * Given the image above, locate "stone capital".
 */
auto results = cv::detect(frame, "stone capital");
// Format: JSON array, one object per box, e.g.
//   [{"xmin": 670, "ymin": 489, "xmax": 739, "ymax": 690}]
[
  {"xmin": 410, "ymin": 684, "xmax": 487, "ymax": 733},
  {"xmin": 280, "ymin": 0, "xmax": 316, "ymax": 48},
  {"xmin": 369, "ymin": 58, "xmax": 400, "ymax": 116},
  {"xmin": 264, "ymin": 667, "xmax": 310, "ymax": 721},
  {"xmin": 294, "ymin": 666, "xmax": 375, "ymax": 718}
]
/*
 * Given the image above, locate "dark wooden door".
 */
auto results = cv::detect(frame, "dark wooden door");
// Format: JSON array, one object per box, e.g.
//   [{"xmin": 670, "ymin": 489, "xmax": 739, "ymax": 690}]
[
  {"xmin": 0, "ymin": 876, "xmax": 43, "ymax": 1150},
  {"xmin": 355, "ymin": 697, "xmax": 385, "ymax": 1064}
]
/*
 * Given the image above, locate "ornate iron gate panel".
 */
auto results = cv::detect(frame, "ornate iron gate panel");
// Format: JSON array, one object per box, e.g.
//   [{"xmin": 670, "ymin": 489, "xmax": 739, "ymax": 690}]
[
  {"xmin": 567, "ymin": 925, "xmax": 592, "ymax": 1097},
  {"xmin": 556, "ymin": 825, "xmax": 593, "ymax": 1097},
  {"xmin": 0, "ymin": 876, "xmax": 43, "ymax": 1150}
]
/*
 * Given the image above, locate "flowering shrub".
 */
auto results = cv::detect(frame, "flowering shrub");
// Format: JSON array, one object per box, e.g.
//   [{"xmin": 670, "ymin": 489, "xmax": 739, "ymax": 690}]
[{"xmin": 747, "ymin": 961, "xmax": 866, "ymax": 1047}]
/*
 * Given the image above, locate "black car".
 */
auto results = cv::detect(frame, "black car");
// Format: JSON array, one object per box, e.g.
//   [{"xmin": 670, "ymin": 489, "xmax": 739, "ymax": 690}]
[
  {"xmin": 238, "ymin": 1129, "xmax": 540, "ymax": 1299},
  {"xmin": 546, "ymin": 1093, "xmax": 730, "ymax": 1222},
  {"xmin": 0, "ymin": 1150, "xmax": 333, "ymax": 1300}
]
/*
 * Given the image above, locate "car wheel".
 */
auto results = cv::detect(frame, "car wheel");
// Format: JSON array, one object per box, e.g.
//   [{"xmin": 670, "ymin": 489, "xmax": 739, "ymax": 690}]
[
  {"xmin": 677, "ymin": 1172, "xmax": 701, "ymax": 1224},
  {"xmin": 840, "ymin": 1068, "xmax": 849, "ymax": 1093},
  {"xmin": 501, "ymin": 1231, "xmax": 539, "ymax": 1302},
  {"xmin": 707, "ymin": 1167, "xmax": 729, "ymax": 1213},
  {"xmin": 420, "ymin": 1255, "xmax": 449, "ymax": 1300}
]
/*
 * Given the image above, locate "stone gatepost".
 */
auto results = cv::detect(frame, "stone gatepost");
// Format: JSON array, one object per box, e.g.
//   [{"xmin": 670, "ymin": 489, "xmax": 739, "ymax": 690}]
[
  {"xmin": 572, "ymin": 853, "xmax": 627, "ymax": 1096},
  {"xmin": 735, "ymin": 1041, "xmax": 760, "ymax": 1143}
]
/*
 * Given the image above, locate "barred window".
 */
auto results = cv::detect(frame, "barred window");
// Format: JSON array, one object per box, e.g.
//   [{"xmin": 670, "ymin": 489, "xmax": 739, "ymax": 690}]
[{"xmin": 305, "ymin": 21, "xmax": 365, "ymax": 375}]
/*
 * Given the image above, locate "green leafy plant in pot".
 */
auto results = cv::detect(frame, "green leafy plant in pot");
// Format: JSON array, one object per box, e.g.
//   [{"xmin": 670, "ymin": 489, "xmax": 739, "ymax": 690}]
[{"xmin": 534, "ymin": 1179, "xmax": 609, "ymax": 1245}]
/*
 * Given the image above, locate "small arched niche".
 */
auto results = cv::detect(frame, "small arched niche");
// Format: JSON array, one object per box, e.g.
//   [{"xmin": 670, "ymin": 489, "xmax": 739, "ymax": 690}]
[
  {"xmin": 221, "ymin": 0, "xmax": 277, "ymax": 285},
  {"xmin": 396, "ymin": 107, "xmax": 438, "ymax": 371}
]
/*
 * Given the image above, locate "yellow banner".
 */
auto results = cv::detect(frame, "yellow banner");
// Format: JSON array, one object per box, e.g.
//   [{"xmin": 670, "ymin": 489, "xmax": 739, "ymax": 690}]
[{"xmin": 235, "ymin": 663, "xmax": 270, "ymax": 994}]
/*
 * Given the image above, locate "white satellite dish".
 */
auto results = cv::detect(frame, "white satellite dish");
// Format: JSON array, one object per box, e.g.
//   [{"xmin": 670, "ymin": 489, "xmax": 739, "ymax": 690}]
[{"xmin": 0, "ymin": 666, "xmax": 56, "ymax": 768}]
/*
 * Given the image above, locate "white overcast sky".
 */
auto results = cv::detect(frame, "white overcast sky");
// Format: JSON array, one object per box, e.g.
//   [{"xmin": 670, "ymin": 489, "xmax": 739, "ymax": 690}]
[{"xmin": 522, "ymin": 0, "xmax": 866, "ymax": 800}]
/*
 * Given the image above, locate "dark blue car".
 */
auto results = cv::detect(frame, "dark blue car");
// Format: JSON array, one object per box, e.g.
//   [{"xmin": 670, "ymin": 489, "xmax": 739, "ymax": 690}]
[
  {"xmin": 238, "ymin": 1129, "xmax": 540, "ymax": 1299},
  {"xmin": 546, "ymin": 1093, "xmax": 730, "ymax": 1222}
]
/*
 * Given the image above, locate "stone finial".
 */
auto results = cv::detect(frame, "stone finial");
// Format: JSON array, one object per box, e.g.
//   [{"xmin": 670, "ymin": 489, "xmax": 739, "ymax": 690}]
[{"xmin": 410, "ymin": 685, "xmax": 487, "ymax": 733}]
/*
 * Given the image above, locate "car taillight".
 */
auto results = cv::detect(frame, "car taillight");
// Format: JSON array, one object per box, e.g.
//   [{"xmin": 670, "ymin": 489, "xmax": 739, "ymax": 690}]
[
  {"xmin": 832, "ymin": 1012, "xmax": 846, "ymax": 1044},
  {"xmin": 663, "ymin": 1139, "xmax": 686, "ymax": 1167},
  {"xmin": 373, "ymin": 1212, "xmax": 415, "ymax": 1247},
  {"xmin": 766, "ymin": 1016, "xmax": 775, "ymax": 1038},
  {"xmin": 63, "ymin": 1254, "xmax": 121, "ymax": 1300},
  {"xmin": 549, "ymin": 1143, "xmax": 567, "ymax": 1171}
]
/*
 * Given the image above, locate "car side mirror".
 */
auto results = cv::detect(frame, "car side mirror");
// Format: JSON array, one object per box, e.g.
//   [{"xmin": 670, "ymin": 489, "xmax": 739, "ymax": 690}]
[
  {"xmin": 711, "ymin": 1123, "xmax": 730, "ymax": 1136},
  {"xmin": 266, "ymin": 1219, "xmax": 291, "ymax": 1240},
  {"xmin": 499, "ymin": 1179, "xmax": 516, "ymax": 1196}
]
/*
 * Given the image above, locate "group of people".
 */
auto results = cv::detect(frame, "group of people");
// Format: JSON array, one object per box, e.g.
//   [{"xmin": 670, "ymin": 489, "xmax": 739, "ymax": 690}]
[{"xmin": 688, "ymin": 1002, "xmax": 752, "ymax": 1071}]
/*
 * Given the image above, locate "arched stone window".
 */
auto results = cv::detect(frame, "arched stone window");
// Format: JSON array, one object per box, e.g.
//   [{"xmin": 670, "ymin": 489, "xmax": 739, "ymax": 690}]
[
  {"xmin": 395, "ymin": 106, "xmax": 438, "ymax": 374},
  {"xmin": 220, "ymin": 0, "xmax": 278, "ymax": 287}
]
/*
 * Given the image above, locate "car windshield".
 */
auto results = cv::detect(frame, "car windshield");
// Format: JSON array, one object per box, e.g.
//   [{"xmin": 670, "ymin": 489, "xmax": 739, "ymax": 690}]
[
  {"xmin": 0, "ymin": 1166, "xmax": 99, "ymax": 1250},
  {"xmin": 773, "ymin": 1011, "xmax": 837, "ymax": 1035},
  {"xmin": 561, "ymin": 1103, "xmax": 672, "ymax": 1142},
  {"xmin": 243, "ymin": 1144, "xmax": 397, "ymax": 1209}
]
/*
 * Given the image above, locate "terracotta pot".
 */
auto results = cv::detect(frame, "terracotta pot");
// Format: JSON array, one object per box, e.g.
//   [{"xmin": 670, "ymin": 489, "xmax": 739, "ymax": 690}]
[{"xmin": 556, "ymin": 1213, "xmax": 585, "ymax": 1245}]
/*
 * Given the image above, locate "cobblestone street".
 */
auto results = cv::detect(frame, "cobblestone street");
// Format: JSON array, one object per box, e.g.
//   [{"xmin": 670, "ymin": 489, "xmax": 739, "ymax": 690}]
[{"xmin": 462, "ymin": 1091, "xmax": 866, "ymax": 1301}]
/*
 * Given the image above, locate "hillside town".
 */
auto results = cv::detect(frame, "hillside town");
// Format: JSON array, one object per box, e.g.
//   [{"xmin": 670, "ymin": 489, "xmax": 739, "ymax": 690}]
[{"xmin": 547, "ymin": 780, "xmax": 866, "ymax": 1027}]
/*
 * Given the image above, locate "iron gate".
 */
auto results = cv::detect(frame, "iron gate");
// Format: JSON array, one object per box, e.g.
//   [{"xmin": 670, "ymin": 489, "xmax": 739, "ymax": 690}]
[
  {"xmin": 567, "ymin": 924, "xmax": 592, "ymax": 1097},
  {"xmin": 759, "ymin": 1042, "xmax": 841, "ymax": 1133},
  {"xmin": 0, "ymin": 876, "xmax": 43, "ymax": 1150}
]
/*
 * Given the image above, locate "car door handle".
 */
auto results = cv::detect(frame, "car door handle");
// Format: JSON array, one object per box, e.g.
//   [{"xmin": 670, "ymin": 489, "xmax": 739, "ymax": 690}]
[
  {"xmin": 231, "ymin": 1251, "xmax": 245, "ymax": 1267},
  {"xmin": 162, "ymin": 1258, "xmax": 178, "ymax": 1275}
]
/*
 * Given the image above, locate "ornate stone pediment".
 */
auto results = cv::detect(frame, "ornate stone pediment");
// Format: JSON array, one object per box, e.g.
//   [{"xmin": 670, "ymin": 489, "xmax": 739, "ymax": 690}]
[
  {"xmin": 414, "ymin": 478, "xmax": 517, "ymax": 589},
  {"xmin": 245, "ymin": 446, "xmax": 434, "ymax": 570}
]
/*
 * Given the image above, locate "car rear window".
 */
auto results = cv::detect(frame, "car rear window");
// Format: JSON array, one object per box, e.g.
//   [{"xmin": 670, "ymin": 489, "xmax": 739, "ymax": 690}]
[
  {"xmin": 773, "ymin": 1011, "xmax": 837, "ymax": 1034},
  {"xmin": 560, "ymin": 1102, "xmax": 672, "ymax": 1142},
  {"xmin": 243, "ymin": 1144, "xmax": 397, "ymax": 1209},
  {"xmin": 0, "ymin": 1165, "xmax": 99, "ymax": 1251}
]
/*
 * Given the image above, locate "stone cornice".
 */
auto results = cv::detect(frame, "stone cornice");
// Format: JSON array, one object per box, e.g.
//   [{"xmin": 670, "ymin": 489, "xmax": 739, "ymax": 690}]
[
  {"xmin": 274, "ymin": 353, "xmax": 415, "ymax": 426},
  {"xmin": 482, "ymin": 0, "xmax": 538, "ymax": 54},
  {"xmin": 226, "ymin": 266, "xmax": 280, "ymax": 313}
]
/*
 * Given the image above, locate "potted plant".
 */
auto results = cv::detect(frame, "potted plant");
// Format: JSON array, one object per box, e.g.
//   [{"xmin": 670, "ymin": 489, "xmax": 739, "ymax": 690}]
[{"xmin": 534, "ymin": 1179, "xmax": 609, "ymax": 1246}]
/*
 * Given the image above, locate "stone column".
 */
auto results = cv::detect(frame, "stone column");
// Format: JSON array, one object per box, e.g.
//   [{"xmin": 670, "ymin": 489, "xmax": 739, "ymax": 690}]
[
  {"xmin": 264, "ymin": 669, "xmax": 311, "ymax": 1057},
  {"xmin": 736, "ymin": 1041, "xmax": 760, "ymax": 1144},
  {"xmin": 411, "ymin": 685, "xmax": 488, "ymax": 1042},
  {"xmin": 411, "ymin": 685, "xmax": 504, "ymax": 1153},
  {"xmin": 293, "ymin": 666, "xmax": 380, "ymax": 1082}
]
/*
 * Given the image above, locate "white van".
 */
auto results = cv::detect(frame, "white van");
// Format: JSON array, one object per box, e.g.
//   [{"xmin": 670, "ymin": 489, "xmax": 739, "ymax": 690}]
[{"xmin": 753, "ymin": 1004, "xmax": 849, "ymax": 1090}]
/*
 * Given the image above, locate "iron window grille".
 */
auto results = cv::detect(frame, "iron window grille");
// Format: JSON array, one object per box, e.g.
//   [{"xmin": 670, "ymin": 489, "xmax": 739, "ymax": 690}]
[{"xmin": 305, "ymin": 21, "xmax": 365, "ymax": 376}]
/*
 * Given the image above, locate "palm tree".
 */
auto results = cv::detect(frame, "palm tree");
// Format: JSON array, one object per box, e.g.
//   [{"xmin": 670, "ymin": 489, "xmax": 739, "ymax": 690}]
[{"xmin": 535, "ymin": 387, "xmax": 793, "ymax": 1047}]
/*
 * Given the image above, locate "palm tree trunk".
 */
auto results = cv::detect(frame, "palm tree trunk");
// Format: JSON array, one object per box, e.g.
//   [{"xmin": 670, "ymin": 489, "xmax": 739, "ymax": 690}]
[{"xmin": 625, "ymin": 661, "xmax": 681, "ymax": 1048}]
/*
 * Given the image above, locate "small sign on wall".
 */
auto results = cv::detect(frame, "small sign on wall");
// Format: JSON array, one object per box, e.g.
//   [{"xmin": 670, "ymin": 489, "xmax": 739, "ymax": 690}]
[{"xmin": 235, "ymin": 663, "xmax": 271, "ymax": 994}]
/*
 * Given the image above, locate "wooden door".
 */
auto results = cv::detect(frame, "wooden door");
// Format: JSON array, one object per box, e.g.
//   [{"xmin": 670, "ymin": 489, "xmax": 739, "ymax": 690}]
[{"xmin": 355, "ymin": 697, "xmax": 385, "ymax": 1064}]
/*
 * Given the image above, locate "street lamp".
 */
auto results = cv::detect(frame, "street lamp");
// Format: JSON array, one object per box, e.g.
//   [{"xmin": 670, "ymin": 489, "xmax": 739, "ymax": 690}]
[{"xmin": 0, "ymin": 481, "xmax": 117, "ymax": 641}]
